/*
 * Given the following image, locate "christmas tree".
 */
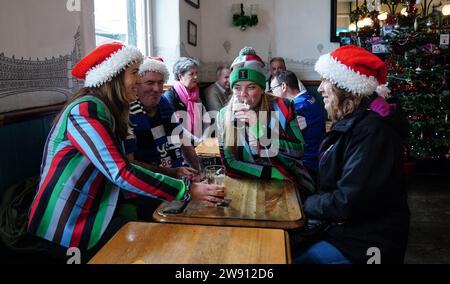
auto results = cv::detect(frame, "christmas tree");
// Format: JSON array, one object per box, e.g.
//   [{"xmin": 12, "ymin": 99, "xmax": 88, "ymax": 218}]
[
  {"xmin": 382, "ymin": 0, "xmax": 450, "ymax": 160},
  {"xmin": 344, "ymin": 0, "xmax": 449, "ymax": 160}
]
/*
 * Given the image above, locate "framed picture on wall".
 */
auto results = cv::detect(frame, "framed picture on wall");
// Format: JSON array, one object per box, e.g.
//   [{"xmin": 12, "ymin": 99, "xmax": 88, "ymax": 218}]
[
  {"xmin": 188, "ymin": 20, "xmax": 197, "ymax": 46},
  {"xmin": 185, "ymin": 0, "xmax": 200, "ymax": 9}
]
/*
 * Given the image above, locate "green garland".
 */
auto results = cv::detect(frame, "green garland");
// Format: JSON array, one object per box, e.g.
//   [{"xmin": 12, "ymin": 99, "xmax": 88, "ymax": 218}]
[{"xmin": 233, "ymin": 14, "xmax": 258, "ymax": 28}]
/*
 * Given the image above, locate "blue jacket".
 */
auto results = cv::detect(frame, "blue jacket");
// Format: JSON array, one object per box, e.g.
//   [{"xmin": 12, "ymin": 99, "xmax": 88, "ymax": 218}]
[{"xmin": 293, "ymin": 92, "xmax": 327, "ymax": 173}]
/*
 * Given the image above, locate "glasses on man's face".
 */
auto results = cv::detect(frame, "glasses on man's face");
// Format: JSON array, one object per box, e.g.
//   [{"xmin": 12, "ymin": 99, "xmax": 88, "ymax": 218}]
[{"xmin": 269, "ymin": 83, "xmax": 282, "ymax": 93}]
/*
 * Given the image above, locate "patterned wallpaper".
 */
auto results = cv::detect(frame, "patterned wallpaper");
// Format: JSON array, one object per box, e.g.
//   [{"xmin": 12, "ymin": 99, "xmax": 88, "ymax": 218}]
[{"xmin": 0, "ymin": 27, "xmax": 83, "ymax": 114}]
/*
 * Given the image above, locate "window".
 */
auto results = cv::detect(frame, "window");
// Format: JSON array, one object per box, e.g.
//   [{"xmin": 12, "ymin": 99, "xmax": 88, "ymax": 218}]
[{"xmin": 94, "ymin": 0, "xmax": 152, "ymax": 55}]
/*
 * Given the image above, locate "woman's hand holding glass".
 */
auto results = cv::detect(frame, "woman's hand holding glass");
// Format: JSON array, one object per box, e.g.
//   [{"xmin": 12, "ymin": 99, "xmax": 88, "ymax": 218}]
[
  {"xmin": 190, "ymin": 182, "xmax": 225, "ymax": 207},
  {"xmin": 234, "ymin": 101, "xmax": 257, "ymax": 126},
  {"xmin": 232, "ymin": 97, "xmax": 255, "ymax": 127}
]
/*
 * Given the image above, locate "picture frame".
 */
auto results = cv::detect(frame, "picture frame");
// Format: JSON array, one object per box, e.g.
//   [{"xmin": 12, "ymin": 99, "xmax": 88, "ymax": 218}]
[
  {"xmin": 330, "ymin": 0, "xmax": 339, "ymax": 42},
  {"xmin": 187, "ymin": 20, "xmax": 197, "ymax": 47},
  {"xmin": 185, "ymin": 0, "xmax": 199, "ymax": 9}
]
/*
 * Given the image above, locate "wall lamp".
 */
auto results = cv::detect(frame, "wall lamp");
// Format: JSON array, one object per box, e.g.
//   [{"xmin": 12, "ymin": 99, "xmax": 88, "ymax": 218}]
[{"xmin": 232, "ymin": 3, "xmax": 259, "ymax": 31}]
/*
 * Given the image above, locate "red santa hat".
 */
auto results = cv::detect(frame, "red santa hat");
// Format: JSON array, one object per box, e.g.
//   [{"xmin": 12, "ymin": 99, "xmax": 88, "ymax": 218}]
[
  {"xmin": 72, "ymin": 42, "xmax": 143, "ymax": 88},
  {"xmin": 139, "ymin": 56, "xmax": 170, "ymax": 83},
  {"xmin": 315, "ymin": 45, "xmax": 389, "ymax": 97}
]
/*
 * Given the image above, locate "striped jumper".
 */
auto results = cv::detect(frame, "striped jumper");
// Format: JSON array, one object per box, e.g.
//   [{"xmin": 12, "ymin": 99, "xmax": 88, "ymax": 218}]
[{"xmin": 28, "ymin": 96, "xmax": 186, "ymax": 250}]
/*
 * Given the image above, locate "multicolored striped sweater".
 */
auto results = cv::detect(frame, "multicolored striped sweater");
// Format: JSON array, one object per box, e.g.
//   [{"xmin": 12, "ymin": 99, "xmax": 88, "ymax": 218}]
[
  {"xmin": 27, "ymin": 96, "xmax": 186, "ymax": 250},
  {"xmin": 217, "ymin": 97, "xmax": 315, "ymax": 197}
]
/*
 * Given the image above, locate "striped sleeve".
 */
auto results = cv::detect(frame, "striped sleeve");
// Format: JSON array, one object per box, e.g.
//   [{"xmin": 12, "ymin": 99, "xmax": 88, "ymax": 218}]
[
  {"xmin": 269, "ymin": 99, "xmax": 305, "ymax": 160},
  {"xmin": 274, "ymin": 100, "xmax": 315, "ymax": 194},
  {"xmin": 219, "ymin": 146, "xmax": 285, "ymax": 180},
  {"xmin": 66, "ymin": 100, "xmax": 186, "ymax": 202}
]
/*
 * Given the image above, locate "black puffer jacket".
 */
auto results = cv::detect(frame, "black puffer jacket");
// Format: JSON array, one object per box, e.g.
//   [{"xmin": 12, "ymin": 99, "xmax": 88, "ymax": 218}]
[{"xmin": 304, "ymin": 96, "xmax": 410, "ymax": 264}]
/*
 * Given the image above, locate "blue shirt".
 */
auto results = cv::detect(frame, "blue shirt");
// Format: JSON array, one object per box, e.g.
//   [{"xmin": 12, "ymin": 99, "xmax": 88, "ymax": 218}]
[{"xmin": 293, "ymin": 92, "xmax": 327, "ymax": 173}]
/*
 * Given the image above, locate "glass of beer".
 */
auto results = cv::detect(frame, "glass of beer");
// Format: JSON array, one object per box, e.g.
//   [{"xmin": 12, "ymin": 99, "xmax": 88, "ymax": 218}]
[
  {"xmin": 204, "ymin": 165, "xmax": 225, "ymax": 185},
  {"xmin": 232, "ymin": 96, "xmax": 250, "ymax": 128}
]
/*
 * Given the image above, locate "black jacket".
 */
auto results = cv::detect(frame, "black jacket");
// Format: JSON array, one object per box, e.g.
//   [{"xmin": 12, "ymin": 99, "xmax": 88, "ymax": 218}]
[
  {"xmin": 303, "ymin": 96, "xmax": 410, "ymax": 264},
  {"xmin": 163, "ymin": 87, "xmax": 187, "ymax": 113},
  {"xmin": 162, "ymin": 87, "xmax": 212, "ymax": 142}
]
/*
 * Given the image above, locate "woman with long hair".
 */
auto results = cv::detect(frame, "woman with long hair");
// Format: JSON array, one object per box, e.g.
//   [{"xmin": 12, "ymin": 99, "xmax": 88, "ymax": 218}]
[
  {"xmin": 27, "ymin": 43, "xmax": 224, "ymax": 262},
  {"xmin": 293, "ymin": 45, "xmax": 410, "ymax": 264},
  {"xmin": 217, "ymin": 47, "xmax": 315, "ymax": 200}
]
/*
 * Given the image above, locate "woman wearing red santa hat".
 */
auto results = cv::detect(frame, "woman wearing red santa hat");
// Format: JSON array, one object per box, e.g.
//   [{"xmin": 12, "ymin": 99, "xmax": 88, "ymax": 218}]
[
  {"xmin": 27, "ymin": 42, "xmax": 224, "ymax": 263},
  {"xmin": 291, "ymin": 45, "xmax": 410, "ymax": 264}
]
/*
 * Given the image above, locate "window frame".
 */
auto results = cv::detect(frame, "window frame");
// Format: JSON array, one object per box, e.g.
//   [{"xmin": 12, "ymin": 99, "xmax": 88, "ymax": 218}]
[{"xmin": 94, "ymin": 0, "xmax": 153, "ymax": 55}]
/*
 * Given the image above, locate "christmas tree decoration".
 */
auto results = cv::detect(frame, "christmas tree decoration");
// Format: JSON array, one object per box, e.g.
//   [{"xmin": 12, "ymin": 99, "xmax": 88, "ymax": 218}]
[
  {"xmin": 345, "ymin": 0, "xmax": 449, "ymax": 160},
  {"xmin": 381, "ymin": 7, "xmax": 450, "ymax": 160}
]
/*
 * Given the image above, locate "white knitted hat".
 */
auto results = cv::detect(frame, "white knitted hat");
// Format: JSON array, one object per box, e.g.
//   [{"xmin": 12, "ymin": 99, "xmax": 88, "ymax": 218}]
[{"xmin": 139, "ymin": 56, "xmax": 170, "ymax": 83}]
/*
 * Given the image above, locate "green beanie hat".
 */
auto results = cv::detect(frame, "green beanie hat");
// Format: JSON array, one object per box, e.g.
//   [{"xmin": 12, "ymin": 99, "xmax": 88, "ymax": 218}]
[{"xmin": 230, "ymin": 47, "xmax": 267, "ymax": 89}]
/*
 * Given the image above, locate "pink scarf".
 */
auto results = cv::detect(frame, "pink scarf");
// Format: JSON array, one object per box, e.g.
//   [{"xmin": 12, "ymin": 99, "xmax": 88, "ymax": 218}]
[
  {"xmin": 369, "ymin": 96, "xmax": 396, "ymax": 117},
  {"xmin": 174, "ymin": 81, "xmax": 201, "ymax": 134}
]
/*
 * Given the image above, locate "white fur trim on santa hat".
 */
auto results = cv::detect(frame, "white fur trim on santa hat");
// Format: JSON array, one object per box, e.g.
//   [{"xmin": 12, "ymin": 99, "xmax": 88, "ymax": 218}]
[
  {"xmin": 84, "ymin": 46, "xmax": 143, "ymax": 88},
  {"xmin": 375, "ymin": 84, "xmax": 391, "ymax": 98},
  {"xmin": 315, "ymin": 53, "xmax": 379, "ymax": 96},
  {"xmin": 139, "ymin": 59, "xmax": 170, "ymax": 83}
]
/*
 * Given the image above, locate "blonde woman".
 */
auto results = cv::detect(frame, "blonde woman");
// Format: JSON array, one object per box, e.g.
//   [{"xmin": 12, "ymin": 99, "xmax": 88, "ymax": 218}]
[{"xmin": 217, "ymin": 47, "xmax": 315, "ymax": 200}]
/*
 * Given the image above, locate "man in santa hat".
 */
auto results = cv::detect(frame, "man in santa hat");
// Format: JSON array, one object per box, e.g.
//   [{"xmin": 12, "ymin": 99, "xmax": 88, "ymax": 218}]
[
  {"xmin": 125, "ymin": 57, "xmax": 201, "ymax": 179},
  {"xmin": 120, "ymin": 57, "xmax": 202, "ymax": 220}
]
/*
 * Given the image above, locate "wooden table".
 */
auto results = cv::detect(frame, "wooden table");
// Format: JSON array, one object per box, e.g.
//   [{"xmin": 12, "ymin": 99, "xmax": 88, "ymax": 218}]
[
  {"xmin": 89, "ymin": 222, "xmax": 291, "ymax": 264},
  {"xmin": 153, "ymin": 177, "xmax": 305, "ymax": 230},
  {"xmin": 195, "ymin": 138, "xmax": 220, "ymax": 157}
]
